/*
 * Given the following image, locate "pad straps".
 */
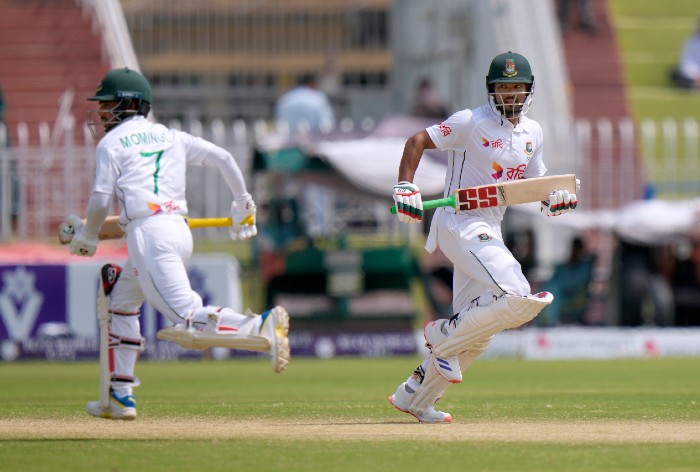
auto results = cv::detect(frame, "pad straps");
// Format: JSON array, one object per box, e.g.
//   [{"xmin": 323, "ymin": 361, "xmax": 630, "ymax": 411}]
[{"xmin": 432, "ymin": 292, "xmax": 553, "ymax": 357}]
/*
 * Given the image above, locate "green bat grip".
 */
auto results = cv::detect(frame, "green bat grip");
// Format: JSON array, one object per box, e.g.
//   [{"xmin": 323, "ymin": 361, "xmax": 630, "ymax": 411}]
[{"xmin": 390, "ymin": 195, "xmax": 456, "ymax": 214}]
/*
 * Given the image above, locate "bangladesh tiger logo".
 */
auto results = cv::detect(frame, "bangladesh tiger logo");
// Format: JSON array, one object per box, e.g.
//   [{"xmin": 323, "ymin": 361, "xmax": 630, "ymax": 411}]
[{"xmin": 503, "ymin": 59, "xmax": 518, "ymax": 78}]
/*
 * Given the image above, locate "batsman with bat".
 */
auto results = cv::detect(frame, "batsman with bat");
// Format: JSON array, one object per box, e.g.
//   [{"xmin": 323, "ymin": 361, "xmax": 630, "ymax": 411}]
[
  {"xmin": 63, "ymin": 68, "xmax": 290, "ymax": 420},
  {"xmin": 389, "ymin": 52, "xmax": 579, "ymax": 423}
]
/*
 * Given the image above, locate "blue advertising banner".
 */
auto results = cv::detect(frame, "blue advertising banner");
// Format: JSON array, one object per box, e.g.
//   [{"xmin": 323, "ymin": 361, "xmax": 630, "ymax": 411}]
[
  {"xmin": 0, "ymin": 257, "xmax": 419, "ymax": 361},
  {"xmin": 0, "ymin": 256, "xmax": 243, "ymax": 361},
  {"xmin": 0, "ymin": 264, "xmax": 66, "ymax": 341}
]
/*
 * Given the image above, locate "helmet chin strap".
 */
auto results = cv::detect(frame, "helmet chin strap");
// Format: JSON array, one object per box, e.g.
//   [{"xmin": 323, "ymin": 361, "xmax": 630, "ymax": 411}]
[{"xmin": 487, "ymin": 91, "xmax": 533, "ymax": 122}]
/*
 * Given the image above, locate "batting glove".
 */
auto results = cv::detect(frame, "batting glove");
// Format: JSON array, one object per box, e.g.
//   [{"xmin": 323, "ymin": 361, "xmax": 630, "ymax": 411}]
[
  {"xmin": 69, "ymin": 225, "xmax": 99, "ymax": 257},
  {"xmin": 58, "ymin": 214, "xmax": 84, "ymax": 245},
  {"xmin": 393, "ymin": 181, "xmax": 423, "ymax": 224},
  {"xmin": 229, "ymin": 194, "xmax": 258, "ymax": 240},
  {"xmin": 541, "ymin": 189, "xmax": 577, "ymax": 217}
]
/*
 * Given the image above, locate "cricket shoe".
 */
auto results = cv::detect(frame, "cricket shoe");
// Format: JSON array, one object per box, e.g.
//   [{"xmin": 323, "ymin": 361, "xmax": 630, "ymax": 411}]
[
  {"xmin": 388, "ymin": 382, "xmax": 452, "ymax": 424},
  {"xmin": 258, "ymin": 306, "xmax": 290, "ymax": 373},
  {"xmin": 424, "ymin": 321, "xmax": 462, "ymax": 383},
  {"xmin": 86, "ymin": 392, "xmax": 137, "ymax": 420}
]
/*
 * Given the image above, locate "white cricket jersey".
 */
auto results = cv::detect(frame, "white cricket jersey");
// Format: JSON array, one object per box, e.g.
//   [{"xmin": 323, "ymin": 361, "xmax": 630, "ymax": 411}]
[
  {"xmin": 93, "ymin": 116, "xmax": 223, "ymax": 226},
  {"xmin": 426, "ymin": 104, "xmax": 547, "ymax": 223}
]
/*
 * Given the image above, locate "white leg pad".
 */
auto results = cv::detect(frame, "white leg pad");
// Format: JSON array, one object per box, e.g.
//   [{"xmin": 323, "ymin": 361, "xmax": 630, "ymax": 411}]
[
  {"xmin": 431, "ymin": 355, "xmax": 462, "ymax": 383},
  {"xmin": 157, "ymin": 326, "xmax": 271, "ymax": 352},
  {"xmin": 431, "ymin": 334, "xmax": 493, "ymax": 383},
  {"xmin": 408, "ymin": 357, "xmax": 452, "ymax": 415},
  {"xmin": 109, "ymin": 315, "xmax": 143, "ymax": 395},
  {"xmin": 456, "ymin": 336, "xmax": 492, "ymax": 370},
  {"xmin": 432, "ymin": 292, "xmax": 553, "ymax": 358}
]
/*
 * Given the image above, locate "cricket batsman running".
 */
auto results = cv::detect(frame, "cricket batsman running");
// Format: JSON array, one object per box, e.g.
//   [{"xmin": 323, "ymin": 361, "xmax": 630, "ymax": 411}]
[
  {"xmin": 63, "ymin": 68, "xmax": 290, "ymax": 420},
  {"xmin": 389, "ymin": 52, "xmax": 579, "ymax": 422}
]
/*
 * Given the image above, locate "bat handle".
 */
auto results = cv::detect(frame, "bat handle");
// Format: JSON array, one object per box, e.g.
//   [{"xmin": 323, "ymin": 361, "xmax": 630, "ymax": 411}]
[
  {"xmin": 187, "ymin": 216, "xmax": 254, "ymax": 229},
  {"xmin": 187, "ymin": 217, "xmax": 232, "ymax": 228},
  {"xmin": 390, "ymin": 195, "xmax": 456, "ymax": 214}
]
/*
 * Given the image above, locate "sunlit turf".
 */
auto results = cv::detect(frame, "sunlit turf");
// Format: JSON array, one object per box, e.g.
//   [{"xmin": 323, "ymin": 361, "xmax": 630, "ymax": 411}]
[{"xmin": 1, "ymin": 357, "xmax": 699, "ymax": 471}]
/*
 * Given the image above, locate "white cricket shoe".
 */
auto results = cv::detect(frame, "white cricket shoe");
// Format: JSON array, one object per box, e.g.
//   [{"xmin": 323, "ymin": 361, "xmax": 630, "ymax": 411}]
[
  {"xmin": 258, "ymin": 306, "xmax": 290, "ymax": 373},
  {"xmin": 424, "ymin": 320, "xmax": 462, "ymax": 383},
  {"xmin": 388, "ymin": 382, "xmax": 452, "ymax": 424},
  {"xmin": 86, "ymin": 392, "xmax": 137, "ymax": 420}
]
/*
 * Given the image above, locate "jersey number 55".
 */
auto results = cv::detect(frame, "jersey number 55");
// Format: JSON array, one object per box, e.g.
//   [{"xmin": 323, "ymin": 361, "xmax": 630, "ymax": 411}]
[{"xmin": 457, "ymin": 186, "xmax": 500, "ymax": 210}]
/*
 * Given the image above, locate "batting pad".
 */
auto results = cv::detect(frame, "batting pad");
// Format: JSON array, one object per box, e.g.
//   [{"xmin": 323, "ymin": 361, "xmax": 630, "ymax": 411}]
[
  {"xmin": 409, "ymin": 357, "xmax": 451, "ymax": 413},
  {"xmin": 432, "ymin": 292, "xmax": 553, "ymax": 357},
  {"xmin": 157, "ymin": 327, "xmax": 271, "ymax": 352}
]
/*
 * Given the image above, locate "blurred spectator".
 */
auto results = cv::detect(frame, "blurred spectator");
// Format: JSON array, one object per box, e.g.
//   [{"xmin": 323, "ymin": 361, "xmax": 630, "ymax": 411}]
[
  {"xmin": 0, "ymin": 80, "xmax": 20, "ymax": 231},
  {"xmin": 425, "ymin": 265, "xmax": 453, "ymax": 318},
  {"xmin": 557, "ymin": 0, "xmax": 599, "ymax": 34},
  {"xmin": 613, "ymin": 239, "xmax": 674, "ymax": 326},
  {"xmin": 671, "ymin": 238, "xmax": 700, "ymax": 326},
  {"xmin": 410, "ymin": 77, "xmax": 448, "ymax": 119},
  {"xmin": 0, "ymin": 81, "xmax": 5, "ymax": 125},
  {"xmin": 507, "ymin": 228, "xmax": 537, "ymax": 280},
  {"xmin": 319, "ymin": 53, "xmax": 342, "ymax": 97},
  {"xmin": 538, "ymin": 237, "xmax": 595, "ymax": 325},
  {"xmin": 274, "ymin": 74, "xmax": 335, "ymax": 135},
  {"xmin": 671, "ymin": 17, "xmax": 700, "ymax": 90}
]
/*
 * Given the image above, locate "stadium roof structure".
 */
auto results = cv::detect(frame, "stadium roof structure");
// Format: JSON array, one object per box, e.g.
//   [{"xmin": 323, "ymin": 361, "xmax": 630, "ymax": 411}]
[{"xmin": 121, "ymin": 0, "xmax": 391, "ymax": 15}]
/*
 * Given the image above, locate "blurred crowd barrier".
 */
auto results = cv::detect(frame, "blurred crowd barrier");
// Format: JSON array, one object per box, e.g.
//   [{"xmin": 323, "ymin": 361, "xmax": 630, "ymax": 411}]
[
  {"xmin": 1, "ymin": 115, "xmax": 699, "ymax": 330},
  {"xmin": 1, "ymin": 115, "xmax": 698, "ymax": 242}
]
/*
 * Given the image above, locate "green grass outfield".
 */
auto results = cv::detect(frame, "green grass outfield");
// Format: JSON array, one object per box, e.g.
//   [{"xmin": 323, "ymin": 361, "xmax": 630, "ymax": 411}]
[{"xmin": 1, "ymin": 357, "xmax": 699, "ymax": 472}]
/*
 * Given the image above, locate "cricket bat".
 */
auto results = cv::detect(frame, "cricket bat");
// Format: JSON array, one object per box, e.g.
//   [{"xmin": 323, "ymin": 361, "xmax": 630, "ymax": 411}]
[
  {"xmin": 96, "ymin": 283, "xmax": 111, "ymax": 411},
  {"xmin": 390, "ymin": 174, "xmax": 577, "ymax": 214},
  {"xmin": 58, "ymin": 215, "xmax": 251, "ymax": 244}
]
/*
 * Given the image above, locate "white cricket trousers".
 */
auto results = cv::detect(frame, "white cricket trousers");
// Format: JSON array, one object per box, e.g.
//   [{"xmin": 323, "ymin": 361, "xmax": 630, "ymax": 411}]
[
  {"xmin": 107, "ymin": 215, "xmax": 262, "ymax": 396},
  {"xmin": 119, "ymin": 214, "xmax": 204, "ymax": 323},
  {"xmin": 432, "ymin": 209, "xmax": 531, "ymax": 316},
  {"xmin": 105, "ymin": 215, "xmax": 203, "ymax": 396}
]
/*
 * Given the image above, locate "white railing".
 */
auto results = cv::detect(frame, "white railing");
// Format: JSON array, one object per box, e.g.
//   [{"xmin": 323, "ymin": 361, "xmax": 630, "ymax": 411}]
[
  {"xmin": 565, "ymin": 116, "xmax": 700, "ymax": 209},
  {"xmin": 1, "ymin": 116, "xmax": 698, "ymax": 242}
]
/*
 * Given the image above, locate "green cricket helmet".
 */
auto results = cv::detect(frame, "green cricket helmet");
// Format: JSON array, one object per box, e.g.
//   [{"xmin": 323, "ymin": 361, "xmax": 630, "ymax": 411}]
[
  {"xmin": 485, "ymin": 51, "xmax": 535, "ymax": 119},
  {"xmin": 486, "ymin": 51, "xmax": 534, "ymax": 85},
  {"xmin": 87, "ymin": 68, "xmax": 152, "ymax": 138},
  {"xmin": 88, "ymin": 67, "xmax": 152, "ymax": 103}
]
